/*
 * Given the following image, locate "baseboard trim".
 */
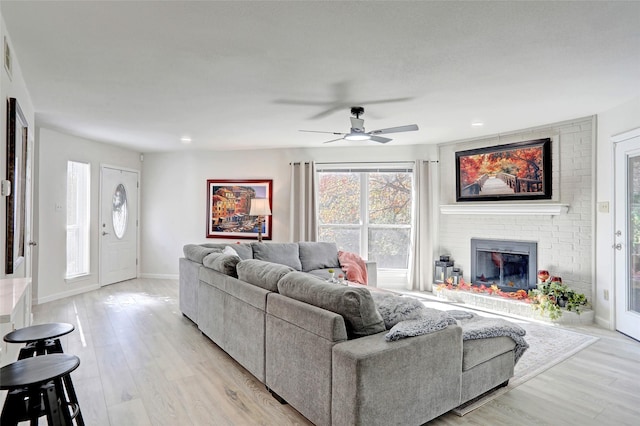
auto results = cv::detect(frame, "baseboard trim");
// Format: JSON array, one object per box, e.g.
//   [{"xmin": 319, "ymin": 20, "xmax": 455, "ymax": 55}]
[
  {"xmin": 140, "ymin": 273, "xmax": 179, "ymax": 280},
  {"xmin": 37, "ymin": 283, "xmax": 100, "ymax": 304},
  {"xmin": 595, "ymin": 316, "xmax": 612, "ymax": 330}
]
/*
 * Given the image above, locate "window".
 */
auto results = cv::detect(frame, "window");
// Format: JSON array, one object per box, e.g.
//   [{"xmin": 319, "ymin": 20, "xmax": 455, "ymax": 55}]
[
  {"xmin": 66, "ymin": 161, "xmax": 90, "ymax": 278},
  {"xmin": 316, "ymin": 163, "xmax": 414, "ymax": 271}
]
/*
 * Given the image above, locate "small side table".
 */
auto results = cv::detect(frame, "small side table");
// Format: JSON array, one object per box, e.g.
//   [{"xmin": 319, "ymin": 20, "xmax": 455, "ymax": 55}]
[{"xmin": 4, "ymin": 322, "xmax": 75, "ymax": 359}]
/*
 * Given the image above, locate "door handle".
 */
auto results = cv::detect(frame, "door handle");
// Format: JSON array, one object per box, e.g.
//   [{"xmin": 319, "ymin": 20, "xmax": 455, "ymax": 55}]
[
  {"xmin": 28, "ymin": 240, "xmax": 37, "ymax": 246},
  {"xmin": 102, "ymin": 231, "xmax": 110, "ymax": 236}
]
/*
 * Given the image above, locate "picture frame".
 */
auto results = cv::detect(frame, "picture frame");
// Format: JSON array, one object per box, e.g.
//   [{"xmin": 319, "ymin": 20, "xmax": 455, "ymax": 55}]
[
  {"xmin": 5, "ymin": 97, "xmax": 28, "ymax": 274},
  {"xmin": 455, "ymin": 138, "xmax": 552, "ymax": 202},
  {"xmin": 206, "ymin": 179, "xmax": 273, "ymax": 240}
]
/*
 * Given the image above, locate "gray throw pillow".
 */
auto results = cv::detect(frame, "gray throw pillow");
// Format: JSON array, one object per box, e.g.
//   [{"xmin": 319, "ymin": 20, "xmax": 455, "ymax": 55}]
[
  {"xmin": 277, "ymin": 271, "xmax": 386, "ymax": 339},
  {"xmin": 298, "ymin": 241, "xmax": 339, "ymax": 272},
  {"xmin": 251, "ymin": 242, "xmax": 302, "ymax": 271},
  {"xmin": 183, "ymin": 244, "xmax": 222, "ymax": 263},
  {"xmin": 237, "ymin": 259, "xmax": 294, "ymax": 292},
  {"xmin": 203, "ymin": 253, "xmax": 241, "ymax": 278}
]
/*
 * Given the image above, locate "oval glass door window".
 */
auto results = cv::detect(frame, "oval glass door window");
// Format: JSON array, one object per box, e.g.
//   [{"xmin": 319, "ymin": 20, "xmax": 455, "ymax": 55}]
[{"xmin": 112, "ymin": 184, "xmax": 128, "ymax": 239}]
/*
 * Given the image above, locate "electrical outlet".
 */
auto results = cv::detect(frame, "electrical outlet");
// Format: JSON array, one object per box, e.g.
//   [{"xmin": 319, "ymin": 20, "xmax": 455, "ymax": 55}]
[
  {"xmin": 604, "ymin": 289, "xmax": 609, "ymax": 301},
  {"xmin": 597, "ymin": 202, "xmax": 609, "ymax": 213},
  {"xmin": 55, "ymin": 203, "xmax": 63, "ymax": 212}
]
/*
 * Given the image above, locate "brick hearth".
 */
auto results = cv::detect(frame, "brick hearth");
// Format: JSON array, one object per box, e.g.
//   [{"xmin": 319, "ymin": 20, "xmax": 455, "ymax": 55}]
[{"xmin": 433, "ymin": 287, "xmax": 594, "ymax": 325}]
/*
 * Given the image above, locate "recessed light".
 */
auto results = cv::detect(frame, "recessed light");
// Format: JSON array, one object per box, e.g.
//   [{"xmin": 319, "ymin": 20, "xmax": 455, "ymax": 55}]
[
  {"xmin": 471, "ymin": 121, "xmax": 484, "ymax": 127},
  {"xmin": 180, "ymin": 136, "xmax": 192, "ymax": 144}
]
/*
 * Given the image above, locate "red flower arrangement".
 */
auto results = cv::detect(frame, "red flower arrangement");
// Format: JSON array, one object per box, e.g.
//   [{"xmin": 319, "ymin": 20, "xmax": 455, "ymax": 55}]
[{"xmin": 438, "ymin": 277, "xmax": 531, "ymax": 302}]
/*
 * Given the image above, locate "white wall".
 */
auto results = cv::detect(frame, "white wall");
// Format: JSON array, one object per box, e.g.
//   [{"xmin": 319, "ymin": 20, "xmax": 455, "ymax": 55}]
[
  {"xmin": 595, "ymin": 96, "xmax": 640, "ymax": 329},
  {"xmin": 0, "ymin": 16, "xmax": 35, "ymax": 280},
  {"xmin": 438, "ymin": 117, "xmax": 595, "ymax": 301},
  {"xmin": 140, "ymin": 144, "xmax": 436, "ymax": 277},
  {"xmin": 36, "ymin": 128, "xmax": 140, "ymax": 302}
]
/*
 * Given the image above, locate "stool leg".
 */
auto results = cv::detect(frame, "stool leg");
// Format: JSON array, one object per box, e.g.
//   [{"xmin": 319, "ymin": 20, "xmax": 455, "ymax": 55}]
[
  {"xmin": 62, "ymin": 374, "xmax": 85, "ymax": 426},
  {"xmin": 0, "ymin": 389, "xmax": 23, "ymax": 425},
  {"xmin": 42, "ymin": 382, "xmax": 67, "ymax": 426},
  {"xmin": 50, "ymin": 338, "xmax": 64, "ymax": 354}
]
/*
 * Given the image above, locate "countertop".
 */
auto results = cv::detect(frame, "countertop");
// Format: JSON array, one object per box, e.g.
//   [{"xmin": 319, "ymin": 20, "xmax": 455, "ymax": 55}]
[{"xmin": 0, "ymin": 278, "xmax": 30, "ymax": 323}]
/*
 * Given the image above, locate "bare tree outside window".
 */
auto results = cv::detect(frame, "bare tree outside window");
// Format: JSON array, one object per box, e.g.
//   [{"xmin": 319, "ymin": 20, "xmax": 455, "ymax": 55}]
[{"xmin": 317, "ymin": 168, "xmax": 413, "ymax": 270}]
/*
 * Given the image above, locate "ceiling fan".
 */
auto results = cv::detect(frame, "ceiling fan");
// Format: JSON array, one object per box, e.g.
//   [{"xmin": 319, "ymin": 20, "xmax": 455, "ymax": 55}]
[{"xmin": 299, "ymin": 106, "xmax": 419, "ymax": 144}]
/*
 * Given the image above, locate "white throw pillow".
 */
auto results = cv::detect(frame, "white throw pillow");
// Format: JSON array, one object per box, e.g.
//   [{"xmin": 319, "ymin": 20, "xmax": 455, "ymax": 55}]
[{"xmin": 223, "ymin": 245, "xmax": 239, "ymax": 257}]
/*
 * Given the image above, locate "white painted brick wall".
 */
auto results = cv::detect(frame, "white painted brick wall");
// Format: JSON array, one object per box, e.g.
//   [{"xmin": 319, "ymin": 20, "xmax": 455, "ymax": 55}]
[{"xmin": 437, "ymin": 117, "xmax": 594, "ymax": 300}]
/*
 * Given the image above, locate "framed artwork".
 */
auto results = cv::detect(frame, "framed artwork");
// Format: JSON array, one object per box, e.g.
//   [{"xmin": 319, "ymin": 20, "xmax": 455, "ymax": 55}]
[
  {"xmin": 455, "ymin": 138, "xmax": 552, "ymax": 202},
  {"xmin": 5, "ymin": 97, "xmax": 28, "ymax": 274},
  {"xmin": 206, "ymin": 179, "xmax": 273, "ymax": 240}
]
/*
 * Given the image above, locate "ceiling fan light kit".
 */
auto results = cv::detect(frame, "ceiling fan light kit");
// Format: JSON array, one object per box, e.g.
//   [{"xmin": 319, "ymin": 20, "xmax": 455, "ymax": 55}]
[
  {"xmin": 299, "ymin": 106, "xmax": 418, "ymax": 144},
  {"xmin": 344, "ymin": 132, "xmax": 371, "ymax": 141}
]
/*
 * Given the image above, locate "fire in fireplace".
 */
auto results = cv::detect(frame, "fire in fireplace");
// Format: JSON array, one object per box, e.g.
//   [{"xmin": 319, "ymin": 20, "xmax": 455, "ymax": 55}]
[{"xmin": 470, "ymin": 238, "xmax": 537, "ymax": 291}]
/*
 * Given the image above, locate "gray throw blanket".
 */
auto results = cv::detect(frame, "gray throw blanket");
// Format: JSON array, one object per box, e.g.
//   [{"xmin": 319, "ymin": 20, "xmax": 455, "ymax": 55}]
[
  {"xmin": 453, "ymin": 310, "xmax": 529, "ymax": 363},
  {"xmin": 372, "ymin": 293, "xmax": 528, "ymax": 363}
]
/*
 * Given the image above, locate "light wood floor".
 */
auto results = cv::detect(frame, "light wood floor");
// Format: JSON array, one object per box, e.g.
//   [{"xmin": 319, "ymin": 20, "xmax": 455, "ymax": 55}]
[{"xmin": 11, "ymin": 278, "xmax": 640, "ymax": 425}]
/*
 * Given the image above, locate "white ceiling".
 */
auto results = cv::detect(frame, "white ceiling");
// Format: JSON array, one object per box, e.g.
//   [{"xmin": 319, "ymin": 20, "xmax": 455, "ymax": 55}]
[{"xmin": 2, "ymin": 1, "xmax": 639, "ymax": 153}]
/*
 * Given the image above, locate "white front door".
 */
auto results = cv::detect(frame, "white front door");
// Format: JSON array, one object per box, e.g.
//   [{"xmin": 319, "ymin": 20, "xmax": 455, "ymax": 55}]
[
  {"xmin": 100, "ymin": 166, "xmax": 139, "ymax": 286},
  {"xmin": 614, "ymin": 129, "xmax": 640, "ymax": 341}
]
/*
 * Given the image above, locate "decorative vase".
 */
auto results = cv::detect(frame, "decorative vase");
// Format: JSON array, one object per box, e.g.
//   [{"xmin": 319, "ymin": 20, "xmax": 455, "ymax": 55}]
[{"xmin": 329, "ymin": 272, "xmax": 335, "ymax": 283}]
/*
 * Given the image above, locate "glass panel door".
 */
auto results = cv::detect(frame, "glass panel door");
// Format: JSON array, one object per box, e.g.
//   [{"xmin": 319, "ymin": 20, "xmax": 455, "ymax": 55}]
[
  {"xmin": 627, "ymin": 156, "xmax": 640, "ymax": 314},
  {"xmin": 615, "ymin": 130, "xmax": 640, "ymax": 340}
]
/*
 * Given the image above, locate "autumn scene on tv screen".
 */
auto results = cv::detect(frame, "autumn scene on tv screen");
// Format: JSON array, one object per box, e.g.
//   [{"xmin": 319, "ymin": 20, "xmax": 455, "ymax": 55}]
[{"xmin": 459, "ymin": 144, "xmax": 545, "ymax": 197}]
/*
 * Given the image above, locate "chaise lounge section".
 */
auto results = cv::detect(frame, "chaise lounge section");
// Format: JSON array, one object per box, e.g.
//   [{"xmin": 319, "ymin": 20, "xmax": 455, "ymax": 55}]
[{"xmin": 179, "ymin": 241, "xmax": 518, "ymax": 425}]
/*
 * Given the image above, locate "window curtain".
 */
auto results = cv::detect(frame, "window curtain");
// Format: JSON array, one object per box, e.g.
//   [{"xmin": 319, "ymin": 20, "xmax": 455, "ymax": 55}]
[
  {"xmin": 289, "ymin": 161, "xmax": 317, "ymax": 242},
  {"xmin": 408, "ymin": 160, "xmax": 439, "ymax": 291}
]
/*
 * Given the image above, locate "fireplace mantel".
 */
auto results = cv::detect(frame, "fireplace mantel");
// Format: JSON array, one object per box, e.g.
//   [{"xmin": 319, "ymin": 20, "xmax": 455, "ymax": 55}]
[{"xmin": 439, "ymin": 203, "xmax": 569, "ymax": 216}]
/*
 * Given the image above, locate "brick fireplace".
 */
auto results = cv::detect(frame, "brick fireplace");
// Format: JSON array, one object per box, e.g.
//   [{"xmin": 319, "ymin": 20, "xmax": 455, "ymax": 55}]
[{"xmin": 437, "ymin": 117, "xmax": 594, "ymax": 303}]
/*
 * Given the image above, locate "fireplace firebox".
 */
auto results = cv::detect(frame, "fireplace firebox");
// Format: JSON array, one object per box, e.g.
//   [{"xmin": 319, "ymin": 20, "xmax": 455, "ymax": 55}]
[{"xmin": 470, "ymin": 238, "xmax": 537, "ymax": 291}]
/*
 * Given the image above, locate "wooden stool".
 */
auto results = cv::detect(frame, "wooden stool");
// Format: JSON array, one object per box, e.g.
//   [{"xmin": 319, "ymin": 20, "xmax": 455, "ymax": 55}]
[
  {"xmin": 4, "ymin": 322, "xmax": 75, "ymax": 359},
  {"xmin": 0, "ymin": 354, "xmax": 84, "ymax": 426}
]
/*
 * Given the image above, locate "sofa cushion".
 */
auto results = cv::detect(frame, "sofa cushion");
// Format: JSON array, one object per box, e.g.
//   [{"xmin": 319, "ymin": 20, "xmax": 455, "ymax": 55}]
[
  {"xmin": 298, "ymin": 242, "xmax": 340, "ymax": 272},
  {"xmin": 203, "ymin": 253, "xmax": 241, "ymax": 278},
  {"xmin": 462, "ymin": 336, "xmax": 516, "ymax": 371},
  {"xmin": 277, "ymin": 271, "xmax": 385, "ymax": 339},
  {"xmin": 202, "ymin": 243, "xmax": 253, "ymax": 260},
  {"xmin": 183, "ymin": 244, "xmax": 222, "ymax": 263},
  {"xmin": 252, "ymin": 243, "xmax": 302, "ymax": 271},
  {"xmin": 237, "ymin": 259, "xmax": 295, "ymax": 292}
]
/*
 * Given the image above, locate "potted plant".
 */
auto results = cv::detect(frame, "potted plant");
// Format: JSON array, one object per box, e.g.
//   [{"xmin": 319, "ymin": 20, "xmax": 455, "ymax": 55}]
[{"xmin": 528, "ymin": 280, "xmax": 588, "ymax": 320}]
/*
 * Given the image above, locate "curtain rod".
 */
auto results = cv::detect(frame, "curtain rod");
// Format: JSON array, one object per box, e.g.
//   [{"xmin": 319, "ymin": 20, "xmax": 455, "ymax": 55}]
[{"xmin": 290, "ymin": 160, "xmax": 438, "ymax": 165}]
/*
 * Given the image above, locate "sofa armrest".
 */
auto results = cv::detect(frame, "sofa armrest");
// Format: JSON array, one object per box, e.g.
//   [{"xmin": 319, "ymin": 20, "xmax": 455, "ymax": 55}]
[
  {"xmin": 365, "ymin": 261, "xmax": 377, "ymax": 287},
  {"xmin": 179, "ymin": 257, "xmax": 200, "ymax": 322},
  {"xmin": 332, "ymin": 325, "xmax": 462, "ymax": 426}
]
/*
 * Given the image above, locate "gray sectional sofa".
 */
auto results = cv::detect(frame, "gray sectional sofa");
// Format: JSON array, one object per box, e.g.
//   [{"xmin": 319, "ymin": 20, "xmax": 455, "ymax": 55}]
[{"xmin": 179, "ymin": 242, "xmax": 517, "ymax": 426}]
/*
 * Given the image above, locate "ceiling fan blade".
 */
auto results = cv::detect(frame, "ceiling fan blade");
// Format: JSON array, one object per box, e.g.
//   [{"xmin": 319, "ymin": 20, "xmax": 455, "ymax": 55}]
[
  {"xmin": 322, "ymin": 137, "xmax": 346, "ymax": 144},
  {"xmin": 369, "ymin": 124, "xmax": 419, "ymax": 135},
  {"xmin": 370, "ymin": 135, "xmax": 393, "ymax": 144},
  {"xmin": 299, "ymin": 130, "xmax": 345, "ymax": 135}
]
